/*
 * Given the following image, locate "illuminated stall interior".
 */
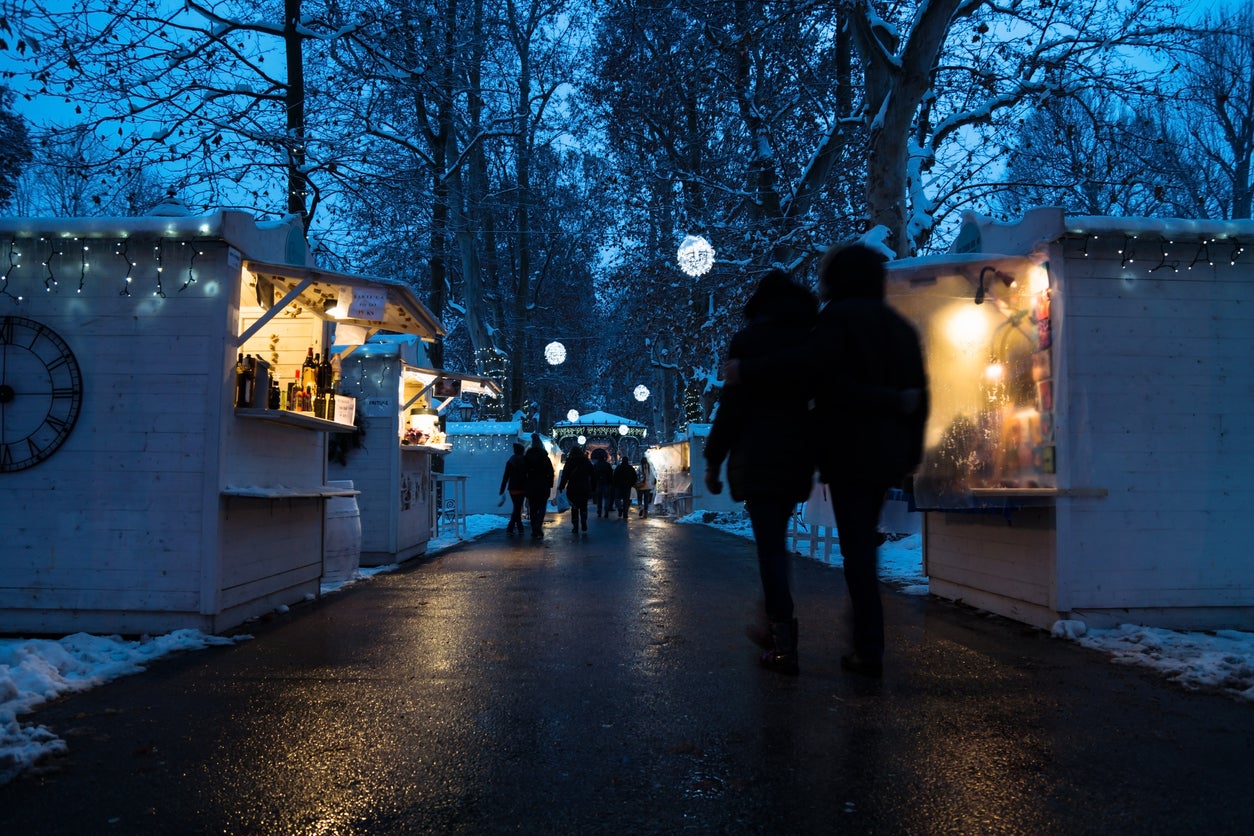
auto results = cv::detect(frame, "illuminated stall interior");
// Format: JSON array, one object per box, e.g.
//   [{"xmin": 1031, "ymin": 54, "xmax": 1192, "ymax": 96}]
[{"xmin": 888, "ymin": 256, "xmax": 1057, "ymax": 509}]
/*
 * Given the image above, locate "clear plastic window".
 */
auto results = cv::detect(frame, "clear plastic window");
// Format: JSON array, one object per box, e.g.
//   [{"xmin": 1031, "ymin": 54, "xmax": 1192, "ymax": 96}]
[{"xmin": 890, "ymin": 264, "xmax": 1057, "ymax": 509}]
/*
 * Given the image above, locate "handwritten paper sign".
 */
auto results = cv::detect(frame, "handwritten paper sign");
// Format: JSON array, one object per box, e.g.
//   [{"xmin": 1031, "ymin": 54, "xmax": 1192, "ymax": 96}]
[{"xmin": 346, "ymin": 287, "xmax": 388, "ymax": 321}]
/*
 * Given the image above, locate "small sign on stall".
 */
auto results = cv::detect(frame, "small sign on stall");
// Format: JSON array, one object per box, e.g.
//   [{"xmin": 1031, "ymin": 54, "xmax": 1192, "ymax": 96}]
[{"xmin": 347, "ymin": 287, "xmax": 388, "ymax": 321}]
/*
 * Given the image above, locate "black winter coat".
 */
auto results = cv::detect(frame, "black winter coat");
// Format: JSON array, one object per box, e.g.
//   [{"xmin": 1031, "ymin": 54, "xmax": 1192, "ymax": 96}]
[
  {"xmin": 558, "ymin": 454, "xmax": 595, "ymax": 502},
  {"xmin": 523, "ymin": 447, "xmax": 554, "ymax": 494},
  {"xmin": 705, "ymin": 273, "xmax": 818, "ymax": 503},
  {"xmin": 810, "ymin": 297, "xmax": 928, "ymax": 487},
  {"xmin": 499, "ymin": 453, "xmax": 527, "ymax": 494},
  {"xmin": 593, "ymin": 459, "xmax": 614, "ymax": 488},
  {"xmin": 612, "ymin": 461, "xmax": 638, "ymax": 492}
]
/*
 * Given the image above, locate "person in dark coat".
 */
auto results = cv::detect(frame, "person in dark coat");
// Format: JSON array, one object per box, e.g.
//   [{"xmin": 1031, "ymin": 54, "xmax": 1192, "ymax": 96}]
[
  {"xmin": 591, "ymin": 448, "xmax": 615, "ymax": 517},
  {"xmin": 705, "ymin": 269, "xmax": 818, "ymax": 675},
  {"xmin": 728, "ymin": 244, "xmax": 929, "ymax": 678},
  {"xmin": 612, "ymin": 456, "xmax": 638, "ymax": 519},
  {"xmin": 499, "ymin": 442, "xmax": 528, "ymax": 534},
  {"xmin": 523, "ymin": 433, "xmax": 555, "ymax": 539},
  {"xmin": 557, "ymin": 445, "xmax": 595, "ymax": 533}
]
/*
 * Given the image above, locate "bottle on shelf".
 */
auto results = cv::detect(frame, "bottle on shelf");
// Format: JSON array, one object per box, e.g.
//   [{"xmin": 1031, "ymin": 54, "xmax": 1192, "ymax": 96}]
[
  {"xmin": 302, "ymin": 347, "xmax": 317, "ymax": 391},
  {"xmin": 236, "ymin": 354, "xmax": 255, "ymax": 408},
  {"xmin": 235, "ymin": 353, "xmax": 247, "ymax": 408},
  {"xmin": 287, "ymin": 368, "xmax": 301, "ymax": 411}
]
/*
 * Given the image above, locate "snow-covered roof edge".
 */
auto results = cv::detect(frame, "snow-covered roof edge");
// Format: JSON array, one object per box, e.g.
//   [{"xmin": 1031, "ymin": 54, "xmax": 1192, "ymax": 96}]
[{"xmin": 954, "ymin": 207, "xmax": 1254, "ymax": 261}]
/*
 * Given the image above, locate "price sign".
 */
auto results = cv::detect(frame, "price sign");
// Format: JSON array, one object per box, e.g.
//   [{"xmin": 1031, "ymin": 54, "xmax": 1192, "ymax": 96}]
[
  {"xmin": 346, "ymin": 287, "xmax": 388, "ymax": 321},
  {"xmin": 363, "ymin": 397, "xmax": 394, "ymax": 417}
]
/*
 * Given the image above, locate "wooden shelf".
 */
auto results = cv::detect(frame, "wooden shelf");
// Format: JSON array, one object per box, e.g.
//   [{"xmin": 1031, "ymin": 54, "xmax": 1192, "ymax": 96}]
[
  {"xmin": 221, "ymin": 485, "xmax": 360, "ymax": 499},
  {"xmin": 234, "ymin": 408, "xmax": 356, "ymax": 433},
  {"xmin": 968, "ymin": 487, "xmax": 1107, "ymax": 498},
  {"xmin": 400, "ymin": 443, "xmax": 452, "ymax": 454}
]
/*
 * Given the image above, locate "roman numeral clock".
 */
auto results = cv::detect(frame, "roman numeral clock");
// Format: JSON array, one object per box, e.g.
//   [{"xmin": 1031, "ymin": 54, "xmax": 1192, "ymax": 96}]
[{"xmin": 0, "ymin": 316, "xmax": 84, "ymax": 472}]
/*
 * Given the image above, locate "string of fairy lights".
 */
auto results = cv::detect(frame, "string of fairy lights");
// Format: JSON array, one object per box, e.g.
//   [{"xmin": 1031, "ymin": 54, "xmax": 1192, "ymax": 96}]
[
  {"xmin": 1075, "ymin": 233, "xmax": 1250, "ymax": 275},
  {"xmin": 0, "ymin": 236, "xmax": 209, "ymax": 302}
]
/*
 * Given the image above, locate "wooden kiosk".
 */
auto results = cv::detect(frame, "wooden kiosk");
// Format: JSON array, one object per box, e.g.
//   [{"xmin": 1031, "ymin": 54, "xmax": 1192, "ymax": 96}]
[
  {"xmin": 328, "ymin": 336, "xmax": 500, "ymax": 564},
  {"xmin": 0, "ymin": 209, "xmax": 443, "ymax": 635},
  {"xmin": 888, "ymin": 208, "xmax": 1254, "ymax": 631}
]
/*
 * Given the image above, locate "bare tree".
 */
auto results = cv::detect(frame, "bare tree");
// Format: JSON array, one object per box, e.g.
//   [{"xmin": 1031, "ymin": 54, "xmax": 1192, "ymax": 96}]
[{"xmin": 1173, "ymin": 5, "xmax": 1254, "ymax": 219}]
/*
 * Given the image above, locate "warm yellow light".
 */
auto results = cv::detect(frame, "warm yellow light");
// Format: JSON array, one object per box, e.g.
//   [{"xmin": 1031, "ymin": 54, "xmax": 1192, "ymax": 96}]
[
  {"xmin": 1026, "ymin": 264, "xmax": 1050, "ymax": 294},
  {"xmin": 945, "ymin": 305, "xmax": 989, "ymax": 356},
  {"xmin": 984, "ymin": 362, "xmax": 1005, "ymax": 382}
]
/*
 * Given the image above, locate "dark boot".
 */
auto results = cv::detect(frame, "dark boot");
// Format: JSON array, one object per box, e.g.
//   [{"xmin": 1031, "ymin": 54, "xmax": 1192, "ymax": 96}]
[{"xmin": 759, "ymin": 619, "xmax": 799, "ymax": 676}]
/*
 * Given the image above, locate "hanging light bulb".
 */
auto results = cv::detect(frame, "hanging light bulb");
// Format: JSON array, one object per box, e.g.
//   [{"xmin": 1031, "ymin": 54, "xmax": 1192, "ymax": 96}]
[
  {"xmin": 567, "ymin": 408, "xmax": 580, "ymax": 422},
  {"xmin": 633, "ymin": 384, "xmax": 650, "ymax": 402}
]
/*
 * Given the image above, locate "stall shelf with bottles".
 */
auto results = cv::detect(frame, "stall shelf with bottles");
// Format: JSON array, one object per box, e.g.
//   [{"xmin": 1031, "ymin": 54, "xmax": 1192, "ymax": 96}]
[
  {"xmin": 887, "ymin": 208, "xmax": 1254, "ymax": 631},
  {"xmin": 0, "ymin": 210, "xmax": 443, "ymax": 635}
]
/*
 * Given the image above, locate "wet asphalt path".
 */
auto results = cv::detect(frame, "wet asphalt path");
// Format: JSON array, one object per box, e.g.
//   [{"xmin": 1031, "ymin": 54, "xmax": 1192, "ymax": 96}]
[{"xmin": 1, "ymin": 514, "xmax": 1251, "ymax": 834}]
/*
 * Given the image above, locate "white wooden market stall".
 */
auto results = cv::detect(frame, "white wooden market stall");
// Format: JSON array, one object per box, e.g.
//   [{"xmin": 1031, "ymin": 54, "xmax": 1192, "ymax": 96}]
[
  {"xmin": 0, "ymin": 209, "xmax": 442, "ymax": 635},
  {"xmin": 327, "ymin": 336, "xmax": 501, "ymax": 563},
  {"xmin": 442, "ymin": 419, "xmax": 525, "ymax": 516},
  {"xmin": 889, "ymin": 207, "xmax": 1254, "ymax": 631}
]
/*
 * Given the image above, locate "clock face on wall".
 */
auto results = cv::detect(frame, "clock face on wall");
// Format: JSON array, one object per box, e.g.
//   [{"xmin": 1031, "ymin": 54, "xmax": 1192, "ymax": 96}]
[{"xmin": 0, "ymin": 316, "xmax": 84, "ymax": 473}]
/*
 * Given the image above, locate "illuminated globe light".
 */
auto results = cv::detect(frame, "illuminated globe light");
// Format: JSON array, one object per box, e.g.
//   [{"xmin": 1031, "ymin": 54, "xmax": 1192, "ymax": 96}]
[
  {"xmin": 677, "ymin": 234, "xmax": 715, "ymax": 277},
  {"xmin": 544, "ymin": 341, "xmax": 566, "ymax": 365},
  {"xmin": 618, "ymin": 424, "xmax": 629, "ymax": 435},
  {"xmin": 633, "ymin": 384, "xmax": 650, "ymax": 402},
  {"xmin": 567, "ymin": 409, "xmax": 580, "ymax": 422},
  {"xmin": 577, "ymin": 435, "xmax": 587, "ymax": 445}
]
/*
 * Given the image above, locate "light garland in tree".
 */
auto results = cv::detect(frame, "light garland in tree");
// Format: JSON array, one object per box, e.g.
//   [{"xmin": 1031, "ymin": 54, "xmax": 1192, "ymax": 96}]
[{"xmin": 677, "ymin": 234, "xmax": 715, "ymax": 277}]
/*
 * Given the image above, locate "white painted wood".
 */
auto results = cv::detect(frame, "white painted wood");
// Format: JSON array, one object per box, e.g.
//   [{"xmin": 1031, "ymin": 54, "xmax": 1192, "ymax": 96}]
[
  {"xmin": 0, "ymin": 212, "xmax": 436, "ymax": 635},
  {"xmin": 915, "ymin": 214, "xmax": 1254, "ymax": 630}
]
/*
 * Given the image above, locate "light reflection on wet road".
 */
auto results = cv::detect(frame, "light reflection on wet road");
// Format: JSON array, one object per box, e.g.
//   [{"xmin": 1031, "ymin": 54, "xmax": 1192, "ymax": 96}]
[{"xmin": 1, "ymin": 516, "xmax": 1251, "ymax": 834}]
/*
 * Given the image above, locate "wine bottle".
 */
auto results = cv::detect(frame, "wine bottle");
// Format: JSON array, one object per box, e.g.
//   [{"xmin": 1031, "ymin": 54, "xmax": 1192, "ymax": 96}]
[
  {"xmin": 317, "ymin": 352, "xmax": 332, "ymax": 393},
  {"xmin": 241, "ymin": 354, "xmax": 256, "ymax": 407},
  {"xmin": 235, "ymin": 353, "xmax": 247, "ymax": 408},
  {"xmin": 302, "ymin": 347, "xmax": 317, "ymax": 390}
]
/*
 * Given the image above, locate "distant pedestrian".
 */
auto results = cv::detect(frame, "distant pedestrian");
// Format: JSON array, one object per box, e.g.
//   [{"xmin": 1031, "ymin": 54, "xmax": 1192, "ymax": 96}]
[
  {"xmin": 612, "ymin": 455, "xmax": 638, "ymax": 519},
  {"xmin": 726, "ymin": 245, "xmax": 929, "ymax": 678},
  {"xmin": 499, "ymin": 442, "xmax": 528, "ymax": 534},
  {"xmin": 635, "ymin": 457, "xmax": 656, "ymax": 518},
  {"xmin": 592, "ymin": 449, "xmax": 615, "ymax": 517},
  {"xmin": 705, "ymin": 269, "xmax": 818, "ymax": 675},
  {"xmin": 523, "ymin": 433, "xmax": 555, "ymax": 539},
  {"xmin": 558, "ymin": 445, "xmax": 595, "ymax": 533}
]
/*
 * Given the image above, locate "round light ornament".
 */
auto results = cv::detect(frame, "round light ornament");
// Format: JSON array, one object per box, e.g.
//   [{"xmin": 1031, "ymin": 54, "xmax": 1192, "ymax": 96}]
[
  {"xmin": 618, "ymin": 424, "xmax": 629, "ymax": 436},
  {"xmin": 544, "ymin": 341, "xmax": 566, "ymax": 365},
  {"xmin": 567, "ymin": 409, "xmax": 580, "ymax": 422},
  {"xmin": 633, "ymin": 384, "xmax": 650, "ymax": 402},
  {"xmin": 677, "ymin": 234, "xmax": 715, "ymax": 277}
]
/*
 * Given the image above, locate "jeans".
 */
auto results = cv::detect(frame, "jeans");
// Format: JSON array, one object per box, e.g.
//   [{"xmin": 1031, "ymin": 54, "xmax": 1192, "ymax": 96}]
[{"xmin": 746, "ymin": 498, "xmax": 795, "ymax": 623}]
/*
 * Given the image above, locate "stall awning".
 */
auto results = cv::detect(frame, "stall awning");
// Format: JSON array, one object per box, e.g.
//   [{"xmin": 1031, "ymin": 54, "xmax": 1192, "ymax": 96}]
[{"xmin": 242, "ymin": 259, "xmax": 445, "ymax": 341}]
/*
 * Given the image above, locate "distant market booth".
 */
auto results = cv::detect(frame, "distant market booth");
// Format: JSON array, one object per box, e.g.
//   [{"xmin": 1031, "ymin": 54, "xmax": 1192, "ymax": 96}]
[{"xmin": 890, "ymin": 207, "xmax": 1254, "ymax": 631}]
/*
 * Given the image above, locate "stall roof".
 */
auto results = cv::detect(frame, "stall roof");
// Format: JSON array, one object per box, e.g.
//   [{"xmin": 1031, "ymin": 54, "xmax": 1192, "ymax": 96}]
[
  {"xmin": 245, "ymin": 259, "xmax": 445, "ymax": 340},
  {"xmin": 552, "ymin": 410, "xmax": 645, "ymax": 429}
]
